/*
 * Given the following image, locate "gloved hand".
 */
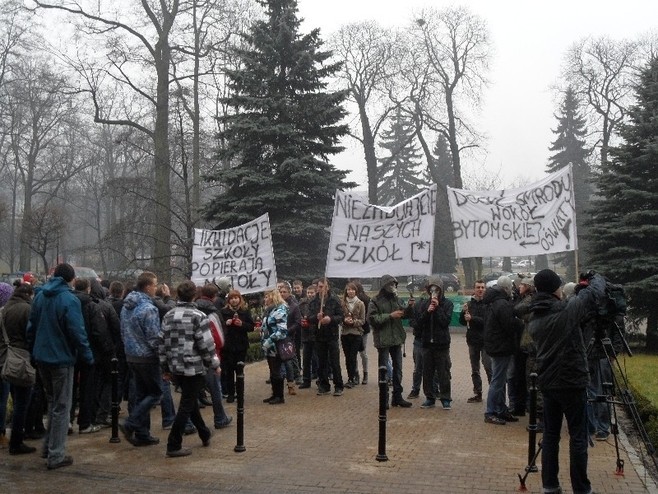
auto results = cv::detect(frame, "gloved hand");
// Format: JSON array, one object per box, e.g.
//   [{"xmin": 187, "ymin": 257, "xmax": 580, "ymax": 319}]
[{"xmin": 262, "ymin": 338, "xmax": 274, "ymax": 353}]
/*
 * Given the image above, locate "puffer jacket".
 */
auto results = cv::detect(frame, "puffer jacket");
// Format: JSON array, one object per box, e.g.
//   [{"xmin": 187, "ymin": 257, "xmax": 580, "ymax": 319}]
[
  {"xmin": 368, "ymin": 291, "xmax": 413, "ymax": 349},
  {"xmin": 120, "ymin": 290, "xmax": 161, "ymax": 363},
  {"xmin": 528, "ymin": 274, "xmax": 605, "ymax": 391},
  {"xmin": 260, "ymin": 303, "xmax": 289, "ymax": 358},
  {"xmin": 27, "ymin": 277, "xmax": 94, "ymax": 367},
  {"xmin": 483, "ymin": 286, "xmax": 524, "ymax": 357},
  {"xmin": 159, "ymin": 302, "xmax": 220, "ymax": 376}
]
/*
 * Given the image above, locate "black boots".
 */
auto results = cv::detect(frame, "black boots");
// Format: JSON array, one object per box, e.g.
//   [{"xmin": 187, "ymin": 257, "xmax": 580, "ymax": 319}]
[{"xmin": 268, "ymin": 378, "xmax": 285, "ymax": 405}]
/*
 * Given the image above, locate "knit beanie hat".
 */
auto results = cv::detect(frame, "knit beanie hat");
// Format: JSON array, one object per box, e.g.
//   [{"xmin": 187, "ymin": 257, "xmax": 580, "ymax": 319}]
[
  {"xmin": 0, "ymin": 282, "xmax": 12, "ymax": 307},
  {"xmin": 53, "ymin": 263, "xmax": 76, "ymax": 282},
  {"xmin": 534, "ymin": 269, "xmax": 562, "ymax": 294}
]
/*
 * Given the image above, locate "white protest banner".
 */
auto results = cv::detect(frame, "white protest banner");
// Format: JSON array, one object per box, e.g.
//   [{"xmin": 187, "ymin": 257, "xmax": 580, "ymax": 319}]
[
  {"xmin": 325, "ymin": 185, "xmax": 437, "ymax": 278},
  {"xmin": 447, "ymin": 165, "xmax": 577, "ymax": 258},
  {"xmin": 190, "ymin": 213, "xmax": 277, "ymax": 294}
]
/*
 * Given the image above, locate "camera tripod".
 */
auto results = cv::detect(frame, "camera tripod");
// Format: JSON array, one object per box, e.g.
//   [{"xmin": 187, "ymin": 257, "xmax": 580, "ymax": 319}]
[{"xmin": 590, "ymin": 323, "xmax": 657, "ymax": 474}]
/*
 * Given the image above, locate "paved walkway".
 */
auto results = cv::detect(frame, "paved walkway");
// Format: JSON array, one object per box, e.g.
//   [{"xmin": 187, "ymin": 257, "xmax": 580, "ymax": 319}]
[{"xmin": 1, "ymin": 329, "xmax": 657, "ymax": 493}]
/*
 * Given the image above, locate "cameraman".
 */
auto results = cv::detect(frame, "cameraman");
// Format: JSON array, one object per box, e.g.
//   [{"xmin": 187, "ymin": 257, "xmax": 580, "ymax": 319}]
[{"xmin": 528, "ymin": 269, "xmax": 605, "ymax": 494}]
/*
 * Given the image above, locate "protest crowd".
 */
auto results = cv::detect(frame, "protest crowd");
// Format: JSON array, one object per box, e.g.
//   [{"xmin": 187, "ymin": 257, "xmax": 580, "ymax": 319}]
[{"xmin": 0, "ymin": 260, "xmax": 618, "ymax": 494}]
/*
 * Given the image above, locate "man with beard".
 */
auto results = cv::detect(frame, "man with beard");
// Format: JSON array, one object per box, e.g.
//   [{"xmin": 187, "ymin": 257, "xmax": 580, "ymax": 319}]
[{"xmin": 368, "ymin": 275, "xmax": 415, "ymax": 408}]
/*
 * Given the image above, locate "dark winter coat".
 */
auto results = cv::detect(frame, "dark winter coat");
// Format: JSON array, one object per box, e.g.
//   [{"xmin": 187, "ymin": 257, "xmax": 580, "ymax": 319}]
[
  {"xmin": 528, "ymin": 274, "xmax": 606, "ymax": 391},
  {"xmin": 414, "ymin": 292, "xmax": 453, "ymax": 349},
  {"xmin": 308, "ymin": 293, "xmax": 343, "ymax": 342},
  {"xmin": 459, "ymin": 296, "xmax": 487, "ymax": 348},
  {"xmin": 219, "ymin": 306, "xmax": 255, "ymax": 356},
  {"xmin": 483, "ymin": 286, "xmax": 524, "ymax": 357},
  {"xmin": 1, "ymin": 292, "xmax": 32, "ymax": 351}
]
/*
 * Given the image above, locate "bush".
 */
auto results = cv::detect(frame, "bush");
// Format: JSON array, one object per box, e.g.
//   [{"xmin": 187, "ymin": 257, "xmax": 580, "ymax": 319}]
[{"xmin": 627, "ymin": 382, "xmax": 658, "ymax": 450}]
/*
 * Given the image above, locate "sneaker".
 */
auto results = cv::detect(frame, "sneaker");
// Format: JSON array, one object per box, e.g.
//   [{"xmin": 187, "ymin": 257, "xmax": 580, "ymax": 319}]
[
  {"xmin": 226, "ymin": 395, "xmax": 235, "ymax": 403},
  {"xmin": 420, "ymin": 399, "xmax": 436, "ymax": 409},
  {"xmin": 166, "ymin": 448, "xmax": 192, "ymax": 458},
  {"xmin": 333, "ymin": 388, "xmax": 344, "ymax": 396},
  {"xmin": 119, "ymin": 422, "xmax": 135, "ymax": 444},
  {"xmin": 317, "ymin": 388, "xmax": 331, "ymax": 396},
  {"xmin": 79, "ymin": 424, "xmax": 102, "ymax": 434},
  {"xmin": 214, "ymin": 416, "xmax": 233, "ymax": 429},
  {"xmin": 485, "ymin": 415, "xmax": 506, "ymax": 425},
  {"xmin": 407, "ymin": 390, "xmax": 420, "ymax": 399},
  {"xmin": 467, "ymin": 394, "xmax": 482, "ymax": 403},
  {"xmin": 441, "ymin": 400, "xmax": 452, "ymax": 410},
  {"xmin": 184, "ymin": 425, "xmax": 197, "ymax": 435},
  {"xmin": 9, "ymin": 443, "xmax": 37, "ymax": 455},
  {"xmin": 162, "ymin": 423, "xmax": 173, "ymax": 430},
  {"xmin": 47, "ymin": 455, "xmax": 74, "ymax": 470},
  {"xmin": 345, "ymin": 380, "xmax": 354, "ymax": 389},
  {"xmin": 595, "ymin": 431, "xmax": 610, "ymax": 441}
]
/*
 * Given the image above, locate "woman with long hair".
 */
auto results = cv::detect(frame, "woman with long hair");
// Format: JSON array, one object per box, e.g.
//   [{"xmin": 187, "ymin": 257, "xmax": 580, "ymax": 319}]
[
  {"xmin": 340, "ymin": 282, "xmax": 366, "ymax": 388},
  {"xmin": 219, "ymin": 290, "xmax": 254, "ymax": 403},
  {"xmin": 260, "ymin": 290, "xmax": 289, "ymax": 405}
]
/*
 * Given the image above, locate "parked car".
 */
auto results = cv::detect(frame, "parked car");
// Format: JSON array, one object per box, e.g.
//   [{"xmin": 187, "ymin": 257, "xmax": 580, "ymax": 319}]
[
  {"xmin": 514, "ymin": 259, "xmax": 532, "ymax": 269},
  {"xmin": 482, "ymin": 271, "xmax": 512, "ymax": 284},
  {"xmin": 406, "ymin": 273, "xmax": 461, "ymax": 293},
  {"xmin": 73, "ymin": 266, "xmax": 101, "ymax": 280}
]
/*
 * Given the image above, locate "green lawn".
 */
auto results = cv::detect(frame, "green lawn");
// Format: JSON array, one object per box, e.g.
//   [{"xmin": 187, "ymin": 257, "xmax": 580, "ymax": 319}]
[{"xmin": 618, "ymin": 353, "xmax": 658, "ymax": 405}]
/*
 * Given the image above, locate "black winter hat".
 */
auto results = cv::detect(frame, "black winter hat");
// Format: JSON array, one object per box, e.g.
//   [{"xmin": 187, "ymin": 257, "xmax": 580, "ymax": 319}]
[
  {"xmin": 53, "ymin": 263, "xmax": 76, "ymax": 282},
  {"xmin": 534, "ymin": 269, "xmax": 562, "ymax": 294}
]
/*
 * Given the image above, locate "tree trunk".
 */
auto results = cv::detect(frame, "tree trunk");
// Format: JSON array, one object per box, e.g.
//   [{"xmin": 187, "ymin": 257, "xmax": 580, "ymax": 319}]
[{"xmin": 357, "ymin": 102, "xmax": 378, "ymax": 204}]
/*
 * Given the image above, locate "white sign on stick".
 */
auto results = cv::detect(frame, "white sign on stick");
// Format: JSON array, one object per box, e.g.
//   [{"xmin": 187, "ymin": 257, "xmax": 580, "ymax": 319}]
[
  {"xmin": 325, "ymin": 185, "xmax": 437, "ymax": 278},
  {"xmin": 447, "ymin": 165, "xmax": 577, "ymax": 258},
  {"xmin": 190, "ymin": 214, "xmax": 277, "ymax": 294}
]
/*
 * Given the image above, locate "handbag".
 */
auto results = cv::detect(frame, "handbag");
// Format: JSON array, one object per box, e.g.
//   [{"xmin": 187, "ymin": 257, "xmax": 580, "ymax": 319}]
[
  {"xmin": 275, "ymin": 337, "xmax": 296, "ymax": 361},
  {"xmin": 0, "ymin": 308, "xmax": 36, "ymax": 387}
]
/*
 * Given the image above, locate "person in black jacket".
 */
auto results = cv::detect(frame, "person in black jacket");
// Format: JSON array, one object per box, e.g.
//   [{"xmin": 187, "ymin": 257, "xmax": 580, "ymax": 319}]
[
  {"xmin": 308, "ymin": 278, "xmax": 344, "ymax": 396},
  {"xmin": 459, "ymin": 279, "xmax": 491, "ymax": 403},
  {"xmin": 414, "ymin": 276, "xmax": 454, "ymax": 409},
  {"xmin": 72, "ymin": 278, "xmax": 114, "ymax": 434},
  {"xmin": 483, "ymin": 276, "xmax": 523, "ymax": 425},
  {"xmin": 528, "ymin": 269, "xmax": 605, "ymax": 494}
]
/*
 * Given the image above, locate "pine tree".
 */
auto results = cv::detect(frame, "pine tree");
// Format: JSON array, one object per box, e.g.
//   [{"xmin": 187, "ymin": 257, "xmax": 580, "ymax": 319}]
[
  {"xmin": 377, "ymin": 109, "xmax": 428, "ymax": 205},
  {"xmin": 203, "ymin": 0, "xmax": 354, "ymax": 279},
  {"xmin": 547, "ymin": 86, "xmax": 592, "ymax": 282},
  {"xmin": 587, "ymin": 57, "xmax": 658, "ymax": 351}
]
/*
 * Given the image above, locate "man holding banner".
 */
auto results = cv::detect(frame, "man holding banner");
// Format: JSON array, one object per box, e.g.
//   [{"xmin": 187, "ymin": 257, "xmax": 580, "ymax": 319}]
[{"xmin": 368, "ymin": 275, "xmax": 415, "ymax": 408}]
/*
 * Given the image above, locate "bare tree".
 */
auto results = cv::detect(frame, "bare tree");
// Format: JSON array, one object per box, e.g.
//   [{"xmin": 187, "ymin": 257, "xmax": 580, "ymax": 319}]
[
  {"xmin": 22, "ymin": 203, "xmax": 66, "ymax": 273},
  {"xmin": 33, "ymin": 0, "xmax": 180, "ymax": 281},
  {"xmin": 564, "ymin": 36, "xmax": 638, "ymax": 168},
  {"xmin": 3, "ymin": 56, "xmax": 84, "ymax": 270},
  {"xmin": 330, "ymin": 21, "xmax": 402, "ymax": 203}
]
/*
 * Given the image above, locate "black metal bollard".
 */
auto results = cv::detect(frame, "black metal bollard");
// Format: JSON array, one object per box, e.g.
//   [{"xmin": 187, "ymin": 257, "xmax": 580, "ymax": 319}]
[
  {"xmin": 110, "ymin": 357, "xmax": 120, "ymax": 443},
  {"xmin": 526, "ymin": 373, "xmax": 539, "ymax": 473},
  {"xmin": 376, "ymin": 365, "xmax": 388, "ymax": 462},
  {"xmin": 234, "ymin": 361, "xmax": 246, "ymax": 453}
]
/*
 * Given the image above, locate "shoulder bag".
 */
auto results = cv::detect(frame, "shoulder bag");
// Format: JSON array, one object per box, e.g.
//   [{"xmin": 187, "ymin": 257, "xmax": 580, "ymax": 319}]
[{"xmin": 0, "ymin": 307, "xmax": 36, "ymax": 387}]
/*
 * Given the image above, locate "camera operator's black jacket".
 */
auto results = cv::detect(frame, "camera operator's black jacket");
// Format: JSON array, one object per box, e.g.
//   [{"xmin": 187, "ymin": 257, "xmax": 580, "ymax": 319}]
[
  {"xmin": 483, "ymin": 287, "xmax": 523, "ymax": 357},
  {"xmin": 528, "ymin": 274, "xmax": 606, "ymax": 391}
]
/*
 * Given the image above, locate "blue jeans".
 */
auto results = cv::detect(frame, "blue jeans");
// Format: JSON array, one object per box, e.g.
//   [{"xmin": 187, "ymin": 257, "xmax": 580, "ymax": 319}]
[
  {"xmin": 39, "ymin": 365, "xmax": 74, "ymax": 465},
  {"xmin": 486, "ymin": 354, "xmax": 511, "ymax": 416},
  {"xmin": 587, "ymin": 358, "xmax": 611, "ymax": 435},
  {"xmin": 160, "ymin": 378, "xmax": 176, "ymax": 427},
  {"xmin": 9, "ymin": 383, "xmax": 33, "ymax": 448},
  {"xmin": 542, "ymin": 388, "xmax": 591, "ymax": 494},
  {"xmin": 205, "ymin": 368, "xmax": 230, "ymax": 427},
  {"xmin": 126, "ymin": 362, "xmax": 163, "ymax": 440},
  {"xmin": 377, "ymin": 345, "xmax": 403, "ymax": 400}
]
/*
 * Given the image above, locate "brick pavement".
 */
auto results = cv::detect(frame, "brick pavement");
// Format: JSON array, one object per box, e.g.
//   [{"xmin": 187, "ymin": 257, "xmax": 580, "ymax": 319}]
[{"xmin": 1, "ymin": 329, "xmax": 657, "ymax": 493}]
